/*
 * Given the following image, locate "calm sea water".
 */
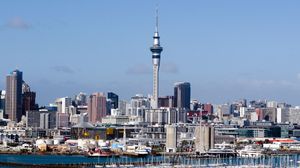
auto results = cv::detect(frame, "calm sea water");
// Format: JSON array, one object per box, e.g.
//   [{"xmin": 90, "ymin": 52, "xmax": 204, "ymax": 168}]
[
  {"xmin": 1, "ymin": 154, "xmax": 300, "ymax": 167},
  {"xmin": 0, "ymin": 154, "xmax": 162, "ymax": 164}
]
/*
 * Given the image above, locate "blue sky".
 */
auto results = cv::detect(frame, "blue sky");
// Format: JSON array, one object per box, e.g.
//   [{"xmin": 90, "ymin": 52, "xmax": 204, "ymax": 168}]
[{"xmin": 1, "ymin": 1, "xmax": 300, "ymax": 105}]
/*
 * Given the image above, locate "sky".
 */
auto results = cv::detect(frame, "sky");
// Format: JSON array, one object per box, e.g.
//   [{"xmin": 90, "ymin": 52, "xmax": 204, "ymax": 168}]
[{"xmin": 1, "ymin": 1, "xmax": 300, "ymax": 106}]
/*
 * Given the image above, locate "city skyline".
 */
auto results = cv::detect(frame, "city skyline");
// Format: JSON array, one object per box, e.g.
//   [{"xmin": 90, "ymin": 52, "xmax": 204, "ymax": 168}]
[{"xmin": 1, "ymin": 1, "xmax": 300, "ymax": 105}]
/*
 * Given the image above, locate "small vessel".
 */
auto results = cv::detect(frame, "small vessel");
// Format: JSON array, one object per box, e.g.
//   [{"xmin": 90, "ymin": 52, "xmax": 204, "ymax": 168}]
[
  {"xmin": 124, "ymin": 145, "xmax": 150, "ymax": 157},
  {"xmin": 237, "ymin": 145, "xmax": 263, "ymax": 158},
  {"xmin": 88, "ymin": 147, "xmax": 113, "ymax": 157}
]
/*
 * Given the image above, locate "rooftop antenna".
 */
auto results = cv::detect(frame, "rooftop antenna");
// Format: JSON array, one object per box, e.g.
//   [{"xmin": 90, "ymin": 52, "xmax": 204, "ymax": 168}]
[{"xmin": 155, "ymin": 4, "xmax": 159, "ymax": 32}]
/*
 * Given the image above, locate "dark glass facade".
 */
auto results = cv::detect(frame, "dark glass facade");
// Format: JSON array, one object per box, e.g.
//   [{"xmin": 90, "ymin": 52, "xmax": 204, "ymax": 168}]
[{"xmin": 174, "ymin": 82, "xmax": 191, "ymax": 110}]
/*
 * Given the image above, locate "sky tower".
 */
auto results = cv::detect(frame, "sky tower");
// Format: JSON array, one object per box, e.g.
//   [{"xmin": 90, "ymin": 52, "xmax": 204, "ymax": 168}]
[{"xmin": 150, "ymin": 9, "xmax": 163, "ymax": 109}]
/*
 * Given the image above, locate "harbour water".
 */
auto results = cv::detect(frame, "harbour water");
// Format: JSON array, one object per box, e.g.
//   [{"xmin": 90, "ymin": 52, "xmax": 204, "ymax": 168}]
[{"xmin": 2, "ymin": 154, "xmax": 300, "ymax": 167}]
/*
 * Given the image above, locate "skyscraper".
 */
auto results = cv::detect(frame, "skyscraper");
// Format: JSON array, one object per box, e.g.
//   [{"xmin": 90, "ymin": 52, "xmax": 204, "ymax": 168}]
[
  {"xmin": 174, "ymin": 82, "xmax": 191, "ymax": 110},
  {"xmin": 75, "ymin": 92, "xmax": 87, "ymax": 106},
  {"xmin": 107, "ymin": 92, "xmax": 119, "ymax": 109},
  {"xmin": 55, "ymin": 97, "xmax": 72, "ymax": 114},
  {"xmin": 22, "ymin": 82, "xmax": 37, "ymax": 116},
  {"xmin": 150, "ymin": 9, "xmax": 163, "ymax": 109},
  {"xmin": 0, "ymin": 90, "xmax": 5, "ymax": 119},
  {"xmin": 5, "ymin": 69, "xmax": 23, "ymax": 122},
  {"xmin": 88, "ymin": 92, "xmax": 107, "ymax": 123}
]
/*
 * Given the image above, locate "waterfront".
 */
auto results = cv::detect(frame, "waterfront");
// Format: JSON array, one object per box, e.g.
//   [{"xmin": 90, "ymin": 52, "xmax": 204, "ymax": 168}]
[{"xmin": 2, "ymin": 154, "xmax": 300, "ymax": 167}]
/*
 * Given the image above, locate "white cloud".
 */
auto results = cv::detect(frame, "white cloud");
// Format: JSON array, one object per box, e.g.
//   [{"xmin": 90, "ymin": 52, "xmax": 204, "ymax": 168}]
[
  {"xmin": 50, "ymin": 65, "xmax": 75, "ymax": 74},
  {"xmin": 6, "ymin": 17, "xmax": 30, "ymax": 29},
  {"xmin": 161, "ymin": 62, "xmax": 179, "ymax": 74},
  {"xmin": 126, "ymin": 64, "xmax": 152, "ymax": 75},
  {"xmin": 236, "ymin": 79, "xmax": 294, "ymax": 88},
  {"xmin": 297, "ymin": 73, "xmax": 300, "ymax": 80}
]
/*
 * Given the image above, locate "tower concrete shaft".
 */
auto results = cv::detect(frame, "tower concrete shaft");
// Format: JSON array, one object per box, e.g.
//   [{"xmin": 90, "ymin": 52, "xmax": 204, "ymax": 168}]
[{"xmin": 150, "ymin": 9, "xmax": 163, "ymax": 109}]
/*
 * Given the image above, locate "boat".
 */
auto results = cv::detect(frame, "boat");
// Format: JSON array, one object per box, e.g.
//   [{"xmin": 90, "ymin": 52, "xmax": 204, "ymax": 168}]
[
  {"xmin": 88, "ymin": 147, "xmax": 113, "ymax": 157},
  {"xmin": 123, "ymin": 145, "xmax": 150, "ymax": 157},
  {"xmin": 237, "ymin": 145, "xmax": 264, "ymax": 158}
]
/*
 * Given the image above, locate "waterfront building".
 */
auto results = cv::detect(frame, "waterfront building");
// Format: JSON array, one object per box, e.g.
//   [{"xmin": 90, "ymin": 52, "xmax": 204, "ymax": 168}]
[
  {"xmin": 5, "ymin": 69, "xmax": 23, "ymax": 122},
  {"xmin": 143, "ymin": 124, "xmax": 166, "ymax": 139},
  {"xmin": 195, "ymin": 124, "xmax": 215, "ymax": 153},
  {"xmin": 165, "ymin": 124, "xmax": 177, "ymax": 152},
  {"xmin": 174, "ymin": 82, "xmax": 191, "ymax": 110},
  {"xmin": 238, "ymin": 128, "xmax": 266, "ymax": 138},
  {"xmin": 101, "ymin": 115, "xmax": 129, "ymax": 125},
  {"xmin": 88, "ymin": 92, "xmax": 107, "ymax": 123},
  {"xmin": 71, "ymin": 121, "xmax": 122, "ymax": 140}
]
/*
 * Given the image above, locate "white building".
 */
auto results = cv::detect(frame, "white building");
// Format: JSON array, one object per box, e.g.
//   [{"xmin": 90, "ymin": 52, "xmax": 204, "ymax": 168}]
[
  {"xmin": 55, "ymin": 97, "xmax": 72, "ymax": 114},
  {"xmin": 276, "ymin": 108, "xmax": 288, "ymax": 123},
  {"xmin": 127, "ymin": 94, "xmax": 150, "ymax": 120},
  {"xmin": 195, "ymin": 125, "xmax": 215, "ymax": 153},
  {"xmin": 285, "ymin": 107, "xmax": 300, "ymax": 124},
  {"xmin": 165, "ymin": 125, "xmax": 177, "ymax": 153},
  {"xmin": 267, "ymin": 101, "xmax": 278, "ymax": 108}
]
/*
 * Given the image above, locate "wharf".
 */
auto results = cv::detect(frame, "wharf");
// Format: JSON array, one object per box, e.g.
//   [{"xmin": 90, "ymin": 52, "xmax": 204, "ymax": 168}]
[{"xmin": 0, "ymin": 161, "xmax": 163, "ymax": 168}]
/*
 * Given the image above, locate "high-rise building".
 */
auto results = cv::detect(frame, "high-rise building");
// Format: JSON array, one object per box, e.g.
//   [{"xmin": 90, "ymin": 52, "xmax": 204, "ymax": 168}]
[
  {"xmin": 40, "ymin": 111, "xmax": 56, "ymax": 129},
  {"xmin": 128, "ymin": 94, "xmax": 150, "ymax": 118},
  {"xmin": 190, "ymin": 100, "xmax": 200, "ymax": 111},
  {"xmin": 107, "ymin": 92, "xmax": 118, "ymax": 109},
  {"xmin": 88, "ymin": 92, "xmax": 107, "ymax": 123},
  {"xmin": 107, "ymin": 92, "xmax": 119, "ymax": 116},
  {"xmin": 150, "ymin": 9, "xmax": 163, "ymax": 109},
  {"xmin": 174, "ymin": 82, "xmax": 191, "ymax": 110},
  {"xmin": 5, "ymin": 69, "xmax": 23, "ymax": 122},
  {"xmin": 0, "ymin": 90, "xmax": 5, "ymax": 119},
  {"xmin": 118, "ymin": 100, "xmax": 127, "ymax": 116},
  {"xmin": 203, "ymin": 103, "xmax": 213, "ymax": 114},
  {"xmin": 158, "ymin": 96, "xmax": 174, "ymax": 108},
  {"xmin": 75, "ymin": 92, "xmax": 87, "ymax": 106},
  {"xmin": 22, "ymin": 82, "xmax": 37, "ymax": 116},
  {"xmin": 55, "ymin": 97, "xmax": 72, "ymax": 114}
]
